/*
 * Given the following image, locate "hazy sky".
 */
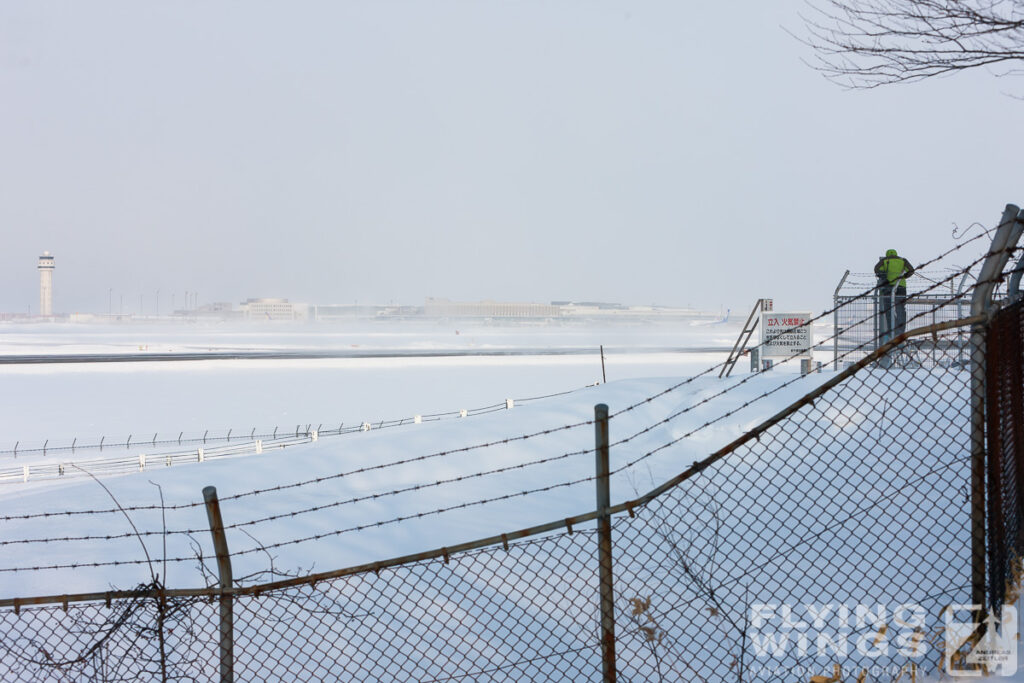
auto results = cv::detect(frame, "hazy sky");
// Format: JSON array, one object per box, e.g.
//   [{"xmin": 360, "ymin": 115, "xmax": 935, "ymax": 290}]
[{"xmin": 1, "ymin": 1, "xmax": 1020, "ymax": 316}]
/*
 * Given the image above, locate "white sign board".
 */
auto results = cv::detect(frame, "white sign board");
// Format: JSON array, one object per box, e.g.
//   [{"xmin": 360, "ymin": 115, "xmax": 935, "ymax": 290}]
[{"xmin": 761, "ymin": 312, "xmax": 812, "ymax": 358}]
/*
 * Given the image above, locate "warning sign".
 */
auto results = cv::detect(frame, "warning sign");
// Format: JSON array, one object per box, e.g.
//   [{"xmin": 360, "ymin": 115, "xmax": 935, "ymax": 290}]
[{"xmin": 761, "ymin": 312, "xmax": 812, "ymax": 358}]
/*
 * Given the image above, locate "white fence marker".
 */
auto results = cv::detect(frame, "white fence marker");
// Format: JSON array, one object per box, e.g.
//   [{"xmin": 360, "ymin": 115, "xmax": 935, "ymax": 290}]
[
  {"xmin": 311, "ymin": 430, "xmax": 318, "ymax": 442},
  {"xmin": 22, "ymin": 465, "xmax": 28, "ymax": 483},
  {"xmin": 198, "ymin": 447, "xmax": 205, "ymax": 463},
  {"xmin": 506, "ymin": 399, "xmax": 514, "ymax": 410},
  {"xmin": 138, "ymin": 454, "xmax": 146, "ymax": 471},
  {"xmin": 414, "ymin": 415, "xmax": 422, "ymax": 424},
  {"xmin": 255, "ymin": 440, "xmax": 263, "ymax": 455}
]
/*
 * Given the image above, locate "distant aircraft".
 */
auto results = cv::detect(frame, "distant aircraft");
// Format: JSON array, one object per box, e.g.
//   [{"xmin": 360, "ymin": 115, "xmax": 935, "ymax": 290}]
[{"xmin": 691, "ymin": 309, "xmax": 731, "ymax": 326}]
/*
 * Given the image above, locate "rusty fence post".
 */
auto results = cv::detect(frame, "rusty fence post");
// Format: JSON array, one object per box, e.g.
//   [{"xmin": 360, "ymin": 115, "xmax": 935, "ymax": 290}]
[
  {"xmin": 203, "ymin": 486, "xmax": 234, "ymax": 683},
  {"xmin": 594, "ymin": 404, "xmax": 616, "ymax": 682},
  {"xmin": 968, "ymin": 204, "xmax": 1023, "ymax": 613}
]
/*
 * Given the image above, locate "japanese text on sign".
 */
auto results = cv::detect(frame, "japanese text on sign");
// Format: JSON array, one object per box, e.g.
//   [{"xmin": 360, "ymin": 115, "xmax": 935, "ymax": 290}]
[{"xmin": 761, "ymin": 312, "xmax": 812, "ymax": 358}]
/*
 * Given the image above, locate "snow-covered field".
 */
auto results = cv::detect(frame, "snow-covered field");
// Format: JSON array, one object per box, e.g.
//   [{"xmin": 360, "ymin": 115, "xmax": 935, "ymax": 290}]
[
  {"xmin": 0, "ymin": 319, "xmax": 820, "ymax": 595},
  {"xmin": 0, "ymin": 320, "xmax": 753, "ymax": 452},
  {"xmin": 0, "ymin": 319, "xmax": 742, "ymax": 356},
  {"xmin": 3, "ymin": 319, "xmax": 1010, "ymax": 681}
]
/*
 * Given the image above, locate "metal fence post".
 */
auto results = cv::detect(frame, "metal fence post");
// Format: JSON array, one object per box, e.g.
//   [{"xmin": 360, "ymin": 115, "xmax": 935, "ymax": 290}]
[
  {"xmin": 594, "ymin": 404, "xmax": 616, "ymax": 683},
  {"xmin": 833, "ymin": 270, "xmax": 849, "ymax": 370},
  {"xmin": 1009, "ymin": 241, "xmax": 1024, "ymax": 303},
  {"xmin": 969, "ymin": 204, "xmax": 1023, "ymax": 611},
  {"xmin": 872, "ymin": 288, "xmax": 879, "ymax": 354},
  {"xmin": 203, "ymin": 486, "xmax": 234, "ymax": 683}
]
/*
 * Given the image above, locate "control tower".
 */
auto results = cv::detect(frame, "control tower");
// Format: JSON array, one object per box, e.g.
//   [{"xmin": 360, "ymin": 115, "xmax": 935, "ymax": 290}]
[{"xmin": 38, "ymin": 252, "xmax": 54, "ymax": 316}]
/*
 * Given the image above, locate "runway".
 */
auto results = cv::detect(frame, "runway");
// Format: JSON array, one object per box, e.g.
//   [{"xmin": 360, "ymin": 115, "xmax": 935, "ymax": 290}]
[{"xmin": 0, "ymin": 346, "xmax": 729, "ymax": 365}]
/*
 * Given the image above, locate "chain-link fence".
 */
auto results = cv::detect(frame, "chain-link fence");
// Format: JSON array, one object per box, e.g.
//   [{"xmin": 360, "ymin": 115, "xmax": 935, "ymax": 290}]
[
  {"xmin": 987, "ymin": 297, "xmax": 1024, "ymax": 614},
  {"xmin": 1, "ymin": 207, "xmax": 1022, "ymax": 682},
  {"xmin": 833, "ymin": 268, "xmax": 974, "ymax": 369},
  {"xmin": 0, "ymin": 323, "xmax": 979, "ymax": 682}
]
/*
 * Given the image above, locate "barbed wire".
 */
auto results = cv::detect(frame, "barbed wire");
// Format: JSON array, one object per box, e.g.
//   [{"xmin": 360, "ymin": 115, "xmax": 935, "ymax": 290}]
[
  {"xmin": 208, "ymin": 257, "xmax": 993, "ymax": 567},
  {"xmin": 0, "ymin": 389, "xmax": 590, "ymax": 460},
  {"xmin": 611, "ymin": 281, "xmax": 983, "ymax": 476},
  {"xmin": 0, "ymin": 233, "xmax": 996, "ymax": 532},
  {"xmin": 0, "ymin": 223, "xmax": 1014, "ymax": 682},
  {"xmin": 587, "ymin": 251, "xmax": 990, "ymax": 467},
  {"xmin": 0, "ymin": 314, "xmax": 978, "ymax": 560},
  {"xmin": 0, "ymin": 353, "xmax": 975, "ymax": 572},
  {"xmin": 605, "ymin": 233, "xmax": 991, "ymax": 423},
  {"xmin": 0, "ymin": 441, "xmax": 600, "ymax": 547},
  {"xmin": 0, "ymin": 419, "xmax": 595, "ymax": 523},
  {"xmin": 0, "ymin": 469, "xmax": 605, "ymax": 573}
]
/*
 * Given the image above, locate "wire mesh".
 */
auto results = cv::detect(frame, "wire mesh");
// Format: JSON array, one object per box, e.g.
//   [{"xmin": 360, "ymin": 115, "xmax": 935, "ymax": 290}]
[
  {"xmin": 610, "ymin": 330, "xmax": 972, "ymax": 681},
  {"xmin": 987, "ymin": 298, "xmax": 1024, "ymax": 612},
  {"xmin": 0, "ymin": 324, "xmax": 982, "ymax": 681},
  {"xmin": 0, "ymin": 590, "xmax": 217, "ymax": 681},
  {"xmin": 0, "ymin": 233, "xmax": 1019, "ymax": 682},
  {"xmin": 834, "ymin": 269, "xmax": 973, "ymax": 368}
]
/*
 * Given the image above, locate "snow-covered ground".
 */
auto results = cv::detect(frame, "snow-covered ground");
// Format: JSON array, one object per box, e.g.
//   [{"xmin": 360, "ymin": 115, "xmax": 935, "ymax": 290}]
[
  {"xmin": 0, "ymin": 320, "xmax": 755, "ymax": 452},
  {"xmin": 0, "ymin": 319, "xmax": 744, "ymax": 356},
  {"xmin": 4, "ymin": 319, "xmax": 1006, "ymax": 681},
  {"xmin": 0, "ymin": 320, "xmax": 834, "ymax": 597}
]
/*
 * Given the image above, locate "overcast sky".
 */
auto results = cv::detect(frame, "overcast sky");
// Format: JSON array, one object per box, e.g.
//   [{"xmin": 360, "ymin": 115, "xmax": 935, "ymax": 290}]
[{"xmin": 1, "ymin": 1, "xmax": 1020, "ymax": 316}]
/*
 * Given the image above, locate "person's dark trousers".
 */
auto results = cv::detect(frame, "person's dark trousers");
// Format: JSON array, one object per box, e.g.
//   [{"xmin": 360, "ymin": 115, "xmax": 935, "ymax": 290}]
[
  {"xmin": 878, "ymin": 285, "xmax": 894, "ymax": 342},
  {"xmin": 894, "ymin": 284, "xmax": 908, "ymax": 336}
]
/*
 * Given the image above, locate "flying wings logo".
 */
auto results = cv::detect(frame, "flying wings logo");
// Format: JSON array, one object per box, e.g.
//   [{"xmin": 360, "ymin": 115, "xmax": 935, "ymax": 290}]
[{"xmin": 945, "ymin": 605, "xmax": 1017, "ymax": 677}]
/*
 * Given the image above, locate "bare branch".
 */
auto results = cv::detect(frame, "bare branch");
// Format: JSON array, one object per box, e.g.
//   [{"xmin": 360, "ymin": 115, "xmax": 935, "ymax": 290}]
[{"xmin": 795, "ymin": 0, "xmax": 1024, "ymax": 88}]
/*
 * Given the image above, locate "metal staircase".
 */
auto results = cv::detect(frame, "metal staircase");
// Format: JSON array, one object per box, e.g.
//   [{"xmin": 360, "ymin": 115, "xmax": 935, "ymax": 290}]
[{"xmin": 719, "ymin": 299, "xmax": 767, "ymax": 378}]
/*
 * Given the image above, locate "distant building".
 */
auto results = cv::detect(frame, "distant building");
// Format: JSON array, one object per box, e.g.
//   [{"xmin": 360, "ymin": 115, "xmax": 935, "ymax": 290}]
[
  {"xmin": 38, "ymin": 252, "xmax": 54, "ymax": 316},
  {"xmin": 313, "ymin": 304, "xmax": 419, "ymax": 321},
  {"xmin": 238, "ymin": 298, "xmax": 310, "ymax": 321},
  {"xmin": 424, "ymin": 298, "xmax": 562, "ymax": 319}
]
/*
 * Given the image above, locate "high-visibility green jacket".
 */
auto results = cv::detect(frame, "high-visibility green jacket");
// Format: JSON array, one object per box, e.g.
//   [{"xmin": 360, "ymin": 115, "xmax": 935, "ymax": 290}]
[{"xmin": 874, "ymin": 249, "xmax": 915, "ymax": 288}]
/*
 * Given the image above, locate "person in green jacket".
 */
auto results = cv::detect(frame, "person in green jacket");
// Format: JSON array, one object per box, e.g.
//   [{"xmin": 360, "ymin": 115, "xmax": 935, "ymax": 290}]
[{"xmin": 874, "ymin": 248, "xmax": 915, "ymax": 339}]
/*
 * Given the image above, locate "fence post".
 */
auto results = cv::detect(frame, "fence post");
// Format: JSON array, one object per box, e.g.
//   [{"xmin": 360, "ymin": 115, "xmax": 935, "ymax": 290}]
[
  {"xmin": 872, "ymin": 286, "xmax": 879, "ymax": 353},
  {"xmin": 968, "ymin": 204, "xmax": 1023, "ymax": 612},
  {"xmin": 203, "ymin": 486, "xmax": 234, "ymax": 683},
  {"xmin": 1009, "ymin": 240, "xmax": 1024, "ymax": 303},
  {"xmin": 833, "ymin": 270, "xmax": 849, "ymax": 370},
  {"xmin": 594, "ymin": 404, "xmax": 616, "ymax": 683}
]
